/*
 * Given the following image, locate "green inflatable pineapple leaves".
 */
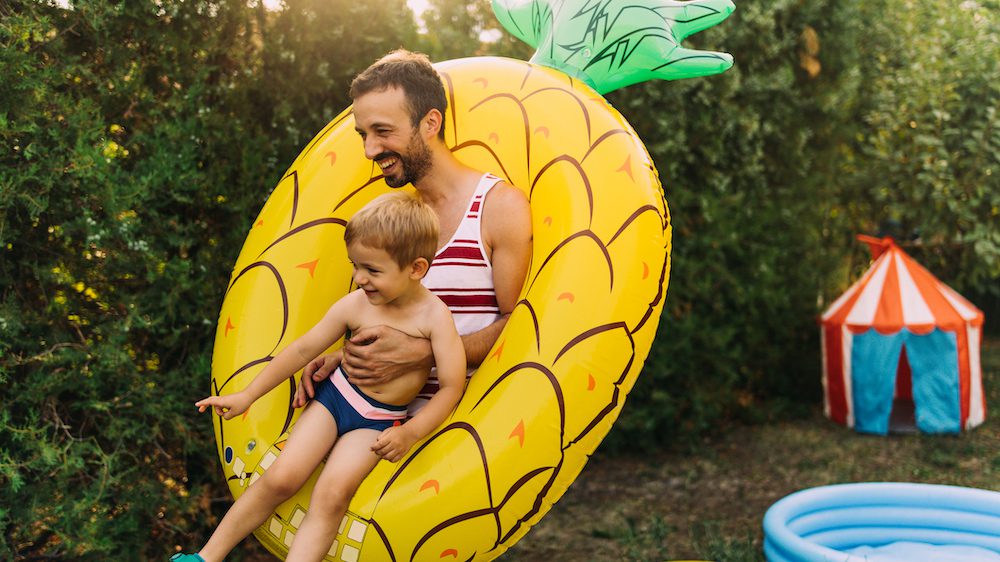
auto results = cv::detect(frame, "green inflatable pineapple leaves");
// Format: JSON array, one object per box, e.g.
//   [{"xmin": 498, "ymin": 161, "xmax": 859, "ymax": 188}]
[{"xmin": 493, "ymin": 0, "xmax": 735, "ymax": 94}]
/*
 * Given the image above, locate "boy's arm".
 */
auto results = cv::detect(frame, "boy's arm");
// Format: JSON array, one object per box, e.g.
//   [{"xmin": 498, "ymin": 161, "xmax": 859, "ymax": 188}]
[
  {"xmin": 197, "ymin": 292, "xmax": 358, "ymax": 418},
  {"xmin": 371, "ymin": 306, "xmax": 466, "ymax": 461}
]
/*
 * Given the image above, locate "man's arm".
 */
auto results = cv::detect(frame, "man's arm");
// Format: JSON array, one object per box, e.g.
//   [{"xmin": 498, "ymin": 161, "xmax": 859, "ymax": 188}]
[
  {"xmin": 294, "ymin": 349, "xmax": 343, "ymax": 408},
  {"xmin": 464, "ymin": 183, "xmax": 532, "ymax": 367},
  {"xmin": 339, "ymin": 326, "xmax": 432, "ymax": 385}
]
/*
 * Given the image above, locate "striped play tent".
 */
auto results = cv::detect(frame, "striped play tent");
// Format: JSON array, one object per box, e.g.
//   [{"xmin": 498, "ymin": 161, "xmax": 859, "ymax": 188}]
[{"xmin": 820, "ymin": 235, "xmax": 986, "ymax": 434}]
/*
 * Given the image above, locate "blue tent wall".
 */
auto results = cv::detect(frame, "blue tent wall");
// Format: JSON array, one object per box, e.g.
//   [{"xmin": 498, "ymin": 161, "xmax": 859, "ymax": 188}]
[
  {"xmin": 851, "ymin": 328, "xmax": 961, "ymax": 434},
  {"xmin": 908, "ymin": 329, "xmax": 961, "ymax": 433}
]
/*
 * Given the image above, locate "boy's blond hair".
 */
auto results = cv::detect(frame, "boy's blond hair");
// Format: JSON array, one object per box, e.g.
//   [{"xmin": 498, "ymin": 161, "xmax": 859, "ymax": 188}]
[{"xmin": 345, "ymin": 192, "xmax": 439, "ymax": 269}]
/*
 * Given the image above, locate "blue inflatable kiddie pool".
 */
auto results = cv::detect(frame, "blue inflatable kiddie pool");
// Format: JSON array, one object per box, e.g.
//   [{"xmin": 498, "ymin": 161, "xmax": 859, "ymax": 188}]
[{"xmin": 763, "ymin": 483, "xmax": 1000, "ymax": 562}]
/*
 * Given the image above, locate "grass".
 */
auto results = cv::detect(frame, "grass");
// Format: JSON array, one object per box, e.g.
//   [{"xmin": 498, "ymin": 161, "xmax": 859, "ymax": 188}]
[{"xmin": 502, "ymin": 337, "xmax": 1000, "ymax": 561}]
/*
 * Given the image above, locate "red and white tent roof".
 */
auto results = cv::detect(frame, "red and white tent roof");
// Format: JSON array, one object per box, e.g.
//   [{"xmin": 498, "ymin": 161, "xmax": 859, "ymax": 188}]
[{"xmin": 821, "ymin": 236, "xmax": 984, "ymax": 334}]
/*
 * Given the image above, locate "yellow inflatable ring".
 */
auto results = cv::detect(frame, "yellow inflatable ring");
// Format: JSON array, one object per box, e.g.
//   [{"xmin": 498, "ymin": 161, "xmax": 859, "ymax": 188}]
[{"xmin": 210, "ymin": 56, "xmax": 670, "ymax": 561}]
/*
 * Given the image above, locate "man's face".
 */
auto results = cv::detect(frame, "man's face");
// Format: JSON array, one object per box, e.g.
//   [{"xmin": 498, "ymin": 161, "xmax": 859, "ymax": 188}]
[{"xmin": 353, "ymin": 86, "xmax": 432, "ymax": 188}]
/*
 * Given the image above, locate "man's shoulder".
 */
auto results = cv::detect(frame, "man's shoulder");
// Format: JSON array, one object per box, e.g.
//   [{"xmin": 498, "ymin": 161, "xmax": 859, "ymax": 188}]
[
  {"xmin": 484, "ymin": 180, "xmax": 530, "ymax": 217},
  {"xmin": 480, "ymin": 180, "xmax": 532, "ymax": 251}
]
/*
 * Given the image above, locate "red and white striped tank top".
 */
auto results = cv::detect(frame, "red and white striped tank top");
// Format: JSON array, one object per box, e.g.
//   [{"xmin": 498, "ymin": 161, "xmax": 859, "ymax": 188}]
[{"xmin": 411, "ymin": 173, "xmax": 503, "ymax": 411}]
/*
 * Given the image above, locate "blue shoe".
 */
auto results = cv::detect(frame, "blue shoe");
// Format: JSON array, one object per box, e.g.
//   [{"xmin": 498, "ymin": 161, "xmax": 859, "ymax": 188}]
[{"xmin": 170, "ymin": 555, "xmax": 206, "ymax": 562}]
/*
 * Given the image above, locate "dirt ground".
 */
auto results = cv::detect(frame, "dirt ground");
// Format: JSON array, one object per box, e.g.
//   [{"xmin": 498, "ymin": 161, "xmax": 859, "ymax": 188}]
[
  {"xmin": 500, "ymin": 431, "xmax": 777, "ymax": 561},
  {"xmin": 504, "ymin": 405, "xmax": 1000, "ymax": 561}
]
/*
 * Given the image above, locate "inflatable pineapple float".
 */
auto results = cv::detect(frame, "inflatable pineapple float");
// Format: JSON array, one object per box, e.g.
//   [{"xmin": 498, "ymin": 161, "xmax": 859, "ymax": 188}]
[{"xmin": 209, "ymin": 0, "xmax": 734, "ymax": 559}]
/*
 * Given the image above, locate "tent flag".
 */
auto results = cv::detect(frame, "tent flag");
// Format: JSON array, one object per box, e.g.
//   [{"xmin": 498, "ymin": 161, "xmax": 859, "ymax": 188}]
[{"xmin": 820, "ymin": 236, "xmax": 985, "ymax": 434}]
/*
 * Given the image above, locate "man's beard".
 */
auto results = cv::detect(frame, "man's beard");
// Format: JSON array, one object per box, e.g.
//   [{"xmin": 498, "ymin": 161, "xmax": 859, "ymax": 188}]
[{"xmin": 384, "ymin": 132, "xmax": 432, "ymax": 188}]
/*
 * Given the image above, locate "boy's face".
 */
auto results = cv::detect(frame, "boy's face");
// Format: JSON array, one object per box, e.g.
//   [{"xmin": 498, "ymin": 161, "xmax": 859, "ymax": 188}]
[
  {"xmin": 347, "ymin": 241, "xmax": 425, "ymax": 306},
  {"xmin": 353, "ymin": 86, "xmax": 432, "ymax": 188}
]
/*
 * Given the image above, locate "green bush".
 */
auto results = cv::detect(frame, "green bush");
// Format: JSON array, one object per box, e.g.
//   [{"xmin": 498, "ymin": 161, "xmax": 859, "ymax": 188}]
[
  {"xmin": 0, "ymin": 1, "xmax": 267, "ymax": 556},
  {"xmin": 830, "ymin": 0, "xmax": 1000, "ymax": 293},
  {"xmin": 0, "ymin": 0, "xmax": 413, "ymax": 557}
]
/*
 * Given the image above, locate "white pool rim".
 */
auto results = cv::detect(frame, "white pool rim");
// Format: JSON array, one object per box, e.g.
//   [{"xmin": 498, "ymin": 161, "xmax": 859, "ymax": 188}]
[{"xmin": 763, "ymin": 482, "xmax": 1000, "ymax": 562}]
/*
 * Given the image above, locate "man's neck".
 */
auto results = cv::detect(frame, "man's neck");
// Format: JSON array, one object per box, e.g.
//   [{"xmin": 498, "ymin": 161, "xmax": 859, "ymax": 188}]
[{"xmin": 412, "ymin": 147, "xmax": 482, "ymax": 205}]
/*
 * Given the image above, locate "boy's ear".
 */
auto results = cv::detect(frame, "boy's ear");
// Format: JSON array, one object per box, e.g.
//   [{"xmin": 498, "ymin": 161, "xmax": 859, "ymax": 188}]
[{"xmin": 409, "ymin": 257, "xmax": 430, "ymax": 279}]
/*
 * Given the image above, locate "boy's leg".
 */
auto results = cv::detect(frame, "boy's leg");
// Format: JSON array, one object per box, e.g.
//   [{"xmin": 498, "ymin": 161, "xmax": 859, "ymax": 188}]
[
  {"xmin": 285, "ymin": 428, "xmax": 382, "ymax": 562},
  {"xmin": 198, "ymin": 403, "xmax": 339, "ymax": 562}
]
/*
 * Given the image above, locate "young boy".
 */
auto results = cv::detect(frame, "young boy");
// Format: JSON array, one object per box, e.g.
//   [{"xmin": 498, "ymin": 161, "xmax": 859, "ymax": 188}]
[{"xmin": 174, "ymin": 192, "xmax": 466, "ymax": 562}]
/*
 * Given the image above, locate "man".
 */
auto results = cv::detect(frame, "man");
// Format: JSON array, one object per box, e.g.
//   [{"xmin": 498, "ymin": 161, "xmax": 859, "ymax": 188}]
[{"xmin": 294, "ymin": 50, "xmax": 532, "ymax": 428}]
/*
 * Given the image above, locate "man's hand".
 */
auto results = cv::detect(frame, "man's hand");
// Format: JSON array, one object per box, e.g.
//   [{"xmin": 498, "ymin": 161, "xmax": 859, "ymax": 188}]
[
  {"xmin": 371, "ymin": 423, "xmax": 418, "ymax": 462},
  {"xmin": 342, "ymin": 325, "xmax": 433, "ymax": 386},
  {"xmin": 196, "ymin": 391, "xmax": 254, "ymax": 420},
  {"xmin": 293, "ymin": 351, "xmax": 342, "ymax": 408}
]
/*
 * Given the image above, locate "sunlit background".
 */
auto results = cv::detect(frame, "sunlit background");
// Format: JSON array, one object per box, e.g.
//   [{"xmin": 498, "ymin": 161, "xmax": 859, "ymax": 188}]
[
  {"xmin": 261, "ymin": 0, "xmax": 430, "ymax": 17},
  {"xmin": 54, "ymin": 0, "xmax": 432, "ymax": 18}
]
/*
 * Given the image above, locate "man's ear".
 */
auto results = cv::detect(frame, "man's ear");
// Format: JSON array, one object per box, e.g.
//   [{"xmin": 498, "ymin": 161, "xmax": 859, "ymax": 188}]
[
  {"xmin": 421, "ymin": 109, "xmax": 442, "ymax": 139},
  {"xmin": 409, "ymin": 257, "xmax": 430, "ymax": 279}
]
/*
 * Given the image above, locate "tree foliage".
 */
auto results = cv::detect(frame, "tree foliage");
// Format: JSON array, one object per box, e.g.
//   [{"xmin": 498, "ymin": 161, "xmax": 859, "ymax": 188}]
[
  {"xmin": 1, "ymin": 0, "xmax": 997, "ymax": 556},
  {"xmin": 1, "ymin": 1, "xmax": 266, "ymax": 557},
  {"xmin": 418, "ymin": 0, "xmax": 531, "ymax": 61},
  {"xmin": 0, "ymin": 0, "xmax": 415, "ymax": 558},
  {"xmin": 256, "ymin": 0, "xmax": 418, "ymax": 165},
  {"xmin": 830, "ymin": 0, "xmax": 1000, "ymax": 290}
]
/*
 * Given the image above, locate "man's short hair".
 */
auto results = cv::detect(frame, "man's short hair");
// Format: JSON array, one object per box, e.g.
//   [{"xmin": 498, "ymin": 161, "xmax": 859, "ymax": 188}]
[
  {"xmin": 345, "ymin": 191, "xmax": 439, "ymax": 268},
  {"xmin": 350, "ymin": 49, "xmax": 447, "ymax": 140}
]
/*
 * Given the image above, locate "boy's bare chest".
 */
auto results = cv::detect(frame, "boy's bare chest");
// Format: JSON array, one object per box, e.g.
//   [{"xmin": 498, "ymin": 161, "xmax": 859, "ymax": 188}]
[{"xmin": 348, "ymin": 304, "xmax": 427, "ymax": 340}]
